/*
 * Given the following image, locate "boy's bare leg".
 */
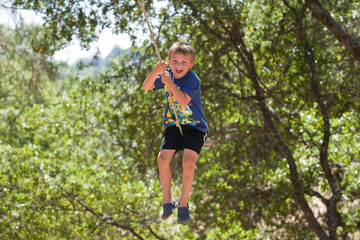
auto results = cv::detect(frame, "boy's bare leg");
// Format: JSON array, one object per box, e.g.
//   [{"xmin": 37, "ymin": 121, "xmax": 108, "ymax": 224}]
[
  {"xmin": 157, "ymin": 149, "xmax": 176, "ymax": 204},
  {"xmin": 179, "ymin": 149, "xmax": 198, "ymax": 207}
]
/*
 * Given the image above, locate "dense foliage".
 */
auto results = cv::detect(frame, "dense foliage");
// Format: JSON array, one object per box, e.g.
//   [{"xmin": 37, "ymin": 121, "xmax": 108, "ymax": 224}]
[{"xmin": 1, "ymin": 0, "xmax": 360, "ymax": 239}]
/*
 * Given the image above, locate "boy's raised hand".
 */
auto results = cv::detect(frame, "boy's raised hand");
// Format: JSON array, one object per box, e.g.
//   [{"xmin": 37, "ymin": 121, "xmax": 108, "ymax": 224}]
[
  {"xmin": 154, "ymin": 60, "xmax": 168, "ymax": 74},
  {"xmin": 143, "ymin": 60, "xmax": 168, "ymax": 91}
]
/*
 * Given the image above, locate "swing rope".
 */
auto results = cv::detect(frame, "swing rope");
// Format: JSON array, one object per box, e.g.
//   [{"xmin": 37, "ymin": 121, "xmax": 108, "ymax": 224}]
[{"xmin": 138, "ymin": 0, "xmax": 183, "ymax": 135}]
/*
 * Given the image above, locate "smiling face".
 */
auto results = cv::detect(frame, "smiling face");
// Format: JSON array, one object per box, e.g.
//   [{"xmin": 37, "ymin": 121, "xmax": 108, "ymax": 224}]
[{"xmin": 168, "ymin": 52, "xmax": 195, "ymax": 79}]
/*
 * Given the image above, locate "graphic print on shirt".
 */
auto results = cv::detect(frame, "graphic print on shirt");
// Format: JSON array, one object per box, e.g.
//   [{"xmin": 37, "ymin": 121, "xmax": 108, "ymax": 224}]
[{"xmin": 164, "ymin": 86, "xmax": 199, "ymax": 126}]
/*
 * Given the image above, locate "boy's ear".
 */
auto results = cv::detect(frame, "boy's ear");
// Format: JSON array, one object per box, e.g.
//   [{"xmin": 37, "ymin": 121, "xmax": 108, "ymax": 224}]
[{"xmin": 190, "ymin": 62, "xmax": 196, "ymax": 68}]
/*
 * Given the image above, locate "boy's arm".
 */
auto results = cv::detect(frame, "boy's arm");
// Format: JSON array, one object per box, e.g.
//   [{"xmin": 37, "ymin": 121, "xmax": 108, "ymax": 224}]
[
  {"xmin": 143, "ymin": 60, "xmax": 167, "ymax": 91},
  {"xmin": 161, "ymin": 72, "xmax": 191, "ymax": 107}
]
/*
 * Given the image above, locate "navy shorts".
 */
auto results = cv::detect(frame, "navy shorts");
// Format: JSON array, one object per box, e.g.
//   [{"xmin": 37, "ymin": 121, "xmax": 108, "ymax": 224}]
[{"xmin": 160, "ymin": 125, "xmax": 207, "ymax": 155}]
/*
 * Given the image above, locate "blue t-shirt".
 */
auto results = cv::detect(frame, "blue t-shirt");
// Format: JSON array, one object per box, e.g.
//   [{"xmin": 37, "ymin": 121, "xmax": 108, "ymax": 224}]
[{"xmin": 153, "ymin": 68, "xmax": 209, "ymax": 133}]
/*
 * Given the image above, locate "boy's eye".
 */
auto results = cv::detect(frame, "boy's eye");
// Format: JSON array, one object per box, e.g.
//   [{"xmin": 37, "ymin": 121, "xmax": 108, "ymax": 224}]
[{"xmin": 171, "ymin": 60, "xmax": 188, "ymax": 66}]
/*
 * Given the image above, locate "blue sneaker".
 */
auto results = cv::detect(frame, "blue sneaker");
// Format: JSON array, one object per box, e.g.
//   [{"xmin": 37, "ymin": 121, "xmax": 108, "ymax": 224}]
[
  {"xmin": 161, "ymin": 199, "xmax": 178, "ymax": 220},
  {"xmin": 177, "ymin": 203, "xmax": 190, "ymax": 224}
]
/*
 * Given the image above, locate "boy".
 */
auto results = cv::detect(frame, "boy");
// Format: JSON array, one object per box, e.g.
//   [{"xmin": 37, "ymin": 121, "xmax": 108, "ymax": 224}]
[{"xmin": 143, "ymin": 42, "xmax": 209, "ymax": 224}]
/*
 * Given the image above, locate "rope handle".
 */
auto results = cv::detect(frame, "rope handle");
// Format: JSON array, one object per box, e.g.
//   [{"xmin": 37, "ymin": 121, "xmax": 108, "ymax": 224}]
[
  {"xmin": 138, "ymin": 0, "xmax": 161, "ymax": 61},
  {"xmin": 138, "ymin": 0, "xmax": 183, "ymax": 135}
]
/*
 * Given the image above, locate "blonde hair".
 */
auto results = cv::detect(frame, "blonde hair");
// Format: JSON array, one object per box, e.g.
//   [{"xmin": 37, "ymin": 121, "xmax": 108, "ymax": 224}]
[{"xmin": 168, "ymin": 42, "xmax": 196, "ymax": 63}]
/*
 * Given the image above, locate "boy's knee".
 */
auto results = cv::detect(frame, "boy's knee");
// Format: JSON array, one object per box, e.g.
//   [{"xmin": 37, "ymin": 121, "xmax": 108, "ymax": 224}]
[
  {"xmin": 157, "ymin": 154, "xmax": 172, "ymax": 166},
  {"xmin": 182, "ymin": 156, "xmax": 196, "ymax": 169}
]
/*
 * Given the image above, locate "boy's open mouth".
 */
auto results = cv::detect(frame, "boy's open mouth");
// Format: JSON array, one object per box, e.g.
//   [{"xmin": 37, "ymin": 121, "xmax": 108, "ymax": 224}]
[{"xmin": 175, "ymin": 69, "xmax": 183, "ymax": 74}]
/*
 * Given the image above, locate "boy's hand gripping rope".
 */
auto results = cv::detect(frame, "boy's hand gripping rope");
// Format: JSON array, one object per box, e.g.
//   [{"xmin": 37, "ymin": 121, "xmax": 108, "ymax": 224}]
[{"xmin": 138, "ymin": 0, "xmax": 183, "ymax": 135}]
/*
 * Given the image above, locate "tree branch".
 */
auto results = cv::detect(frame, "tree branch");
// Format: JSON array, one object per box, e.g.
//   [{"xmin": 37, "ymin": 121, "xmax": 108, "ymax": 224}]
[
  {"xmin": 303, "ymin": 0, "xmax": 360, "ymax": 62},
  {"xmin": 285, "ymin": 1, "xmax": 342, "ymax": 238},
  {"xmin": 58, "ymin": 185, "xmax": 147, "ymax": 240}
]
